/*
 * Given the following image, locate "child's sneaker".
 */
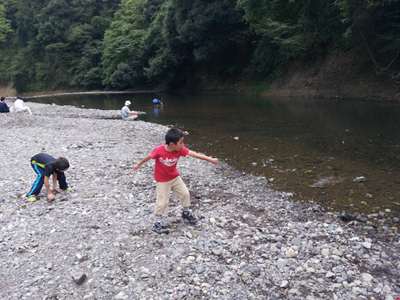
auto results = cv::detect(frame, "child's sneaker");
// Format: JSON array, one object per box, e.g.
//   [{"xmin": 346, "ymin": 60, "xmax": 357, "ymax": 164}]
[
  {"xmin": 61, "ymin": 187, "xmax": 72, "ymax": 192},
  {"xmin": 152, "ymin": 222, "xmax": 169, "ymax": 234},
  {"xmin": 182, "ymin": 211, "xmax": 197, "ymax": 225},
  {"xmin": 26, "ymin": 195, "xmax": 38, "ymax": 202}
]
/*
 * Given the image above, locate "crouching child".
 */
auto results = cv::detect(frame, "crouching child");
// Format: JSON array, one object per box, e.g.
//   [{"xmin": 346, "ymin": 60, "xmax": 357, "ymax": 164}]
[{"xmin": 26, "ymin": 153, "xmax": 70, "ymax": 202}]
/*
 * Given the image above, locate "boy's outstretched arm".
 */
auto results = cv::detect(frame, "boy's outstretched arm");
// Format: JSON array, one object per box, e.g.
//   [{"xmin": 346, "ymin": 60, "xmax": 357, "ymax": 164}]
[
  {"xmin": 188, "ymin": 150, "xmax": 218, "ymax": 164},
  {"xmin": 132, "ymin": 154, "xmax": 152, "ymax": 171}
]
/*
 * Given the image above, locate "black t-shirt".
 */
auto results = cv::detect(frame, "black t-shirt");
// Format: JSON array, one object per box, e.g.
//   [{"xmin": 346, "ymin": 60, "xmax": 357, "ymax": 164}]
[
  {"xmin": 0, "ymin": 102, "xmax": 9, "ymax": 113},
  {"xmin": 32, "ymin": 153, "xmax": 58, "ymax": 177}
]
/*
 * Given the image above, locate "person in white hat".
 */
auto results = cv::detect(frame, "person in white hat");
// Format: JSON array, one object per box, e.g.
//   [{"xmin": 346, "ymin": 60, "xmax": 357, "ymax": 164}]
[{"xmin": 121, "ymin": 100, "xmax": 138, "ymax": 121}]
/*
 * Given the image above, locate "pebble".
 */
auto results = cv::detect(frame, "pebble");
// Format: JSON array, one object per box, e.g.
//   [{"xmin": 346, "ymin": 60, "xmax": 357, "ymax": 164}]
[
  {"xmin": 0, "ymin": 102, "xmax": 399, "ymax": 300},
  {"xmin": 286, "ymin": 249, "xmax": 296, "ymax": 258},
  {"xmin": 353, "ymin": 176, "xmax": 366, "ymax": 183}
]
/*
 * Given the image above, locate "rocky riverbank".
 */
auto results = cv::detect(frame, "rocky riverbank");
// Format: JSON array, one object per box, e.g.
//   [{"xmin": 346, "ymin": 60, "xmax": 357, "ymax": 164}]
[{"xmin": 1, "ymin": 102, "xmax": 399, "ymax": 300}]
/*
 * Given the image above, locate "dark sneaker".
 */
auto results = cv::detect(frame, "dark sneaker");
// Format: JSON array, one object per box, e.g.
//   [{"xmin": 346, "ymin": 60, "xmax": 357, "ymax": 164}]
[
  {"xmin": 182, "ymin": 211, "xmax": 197, "ymax": 225},
  {"xmin": 152, "ymin": 222, "xmax": 169, "ymax": 234}
]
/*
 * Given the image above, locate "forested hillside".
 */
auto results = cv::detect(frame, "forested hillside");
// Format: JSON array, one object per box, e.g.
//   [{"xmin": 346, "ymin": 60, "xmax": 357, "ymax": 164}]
[{"xmin": 0, "ymin": 0, "xmax": 399, "ymax": 97}]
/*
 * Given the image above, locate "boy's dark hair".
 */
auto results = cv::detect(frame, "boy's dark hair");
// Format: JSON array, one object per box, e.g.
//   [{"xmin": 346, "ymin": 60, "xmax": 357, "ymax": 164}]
[
  {"xmin": 1, "ymin": 97, "xmax": 5, "ymax": 101},
  {"xmin": 165, "ymin": 128, "xmax": 184, "ymax": 144},
  {"xmin": 55, "ymin": 157, "xmax": 70, "ymax": 170}
]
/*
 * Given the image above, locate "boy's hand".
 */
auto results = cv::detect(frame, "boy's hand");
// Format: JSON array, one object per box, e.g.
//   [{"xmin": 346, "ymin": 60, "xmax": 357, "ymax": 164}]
[
  {"xmin": 211, "ymin": 158, "xmax": 219, "ymax": 164},
  {"xmin": 48, "ymin": 193, "xmax": 56, "ymax": 201},
  {"xmin": 54, "ymin": 188, "xmax": 62, "ymax": 193}
]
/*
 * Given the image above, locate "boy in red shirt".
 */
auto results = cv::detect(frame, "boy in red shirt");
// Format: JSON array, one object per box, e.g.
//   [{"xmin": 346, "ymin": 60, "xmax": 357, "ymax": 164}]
[{"xmin": 132, "ymin": 128, "xmax": 218, "ymax": 233}]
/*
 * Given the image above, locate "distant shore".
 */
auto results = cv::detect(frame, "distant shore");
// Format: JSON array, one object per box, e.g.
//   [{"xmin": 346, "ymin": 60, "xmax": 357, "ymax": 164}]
[{"xmin": 2, "ymin": 89, "xmax": 161, "ymax": 100}]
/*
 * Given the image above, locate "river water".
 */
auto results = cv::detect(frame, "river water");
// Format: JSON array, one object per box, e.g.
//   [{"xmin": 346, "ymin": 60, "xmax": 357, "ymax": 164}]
[{"xmin": 29, "ymin": 92, "xmax": 400, "ymax": 221}]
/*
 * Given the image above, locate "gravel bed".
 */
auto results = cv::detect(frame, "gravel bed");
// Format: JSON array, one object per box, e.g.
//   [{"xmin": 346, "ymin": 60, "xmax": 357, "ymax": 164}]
[{"xmin": 1, "ymin": 102, "xmax": 399, "ymax": 300}]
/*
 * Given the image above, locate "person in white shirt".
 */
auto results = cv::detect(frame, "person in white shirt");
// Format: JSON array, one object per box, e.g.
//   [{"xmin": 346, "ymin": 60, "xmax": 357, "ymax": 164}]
[
  {"xmin": 14, "ymin": 96, "xmax": 32, "ymax": 115},
  {"xmin": 121, "ymin": 100, "xmax": 138, "ymax": 121}
]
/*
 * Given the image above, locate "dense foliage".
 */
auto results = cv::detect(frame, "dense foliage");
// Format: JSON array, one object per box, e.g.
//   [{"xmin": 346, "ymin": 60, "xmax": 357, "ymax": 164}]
[{"xmin": 0, "ymin": 0, "xmax": 398, "ymax": 92}]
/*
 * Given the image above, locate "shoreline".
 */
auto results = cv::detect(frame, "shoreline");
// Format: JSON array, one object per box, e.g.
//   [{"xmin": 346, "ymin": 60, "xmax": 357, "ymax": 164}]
[
  {"xmin": 1, "ymin": 103, "xmax": 399, "ymax": 299},
  {"xmin": 2, "ymin": 86, "xmax": 399, "ymax": 103},
  {"xmin": 3, "ymin": 90, "xmax": 161, "ymax": 100}
]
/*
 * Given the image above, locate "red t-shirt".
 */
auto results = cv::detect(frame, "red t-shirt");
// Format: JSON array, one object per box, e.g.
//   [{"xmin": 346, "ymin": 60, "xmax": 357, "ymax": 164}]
[{"xmin": 151, "ymin": 144, "xmax": 190, "ymax": 182}]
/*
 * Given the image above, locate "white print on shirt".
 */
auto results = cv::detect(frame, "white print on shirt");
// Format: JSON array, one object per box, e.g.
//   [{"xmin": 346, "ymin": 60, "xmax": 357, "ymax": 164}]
[{"xmin": 159, "ymin": 157, "xmax": 178, "ymax": 167}]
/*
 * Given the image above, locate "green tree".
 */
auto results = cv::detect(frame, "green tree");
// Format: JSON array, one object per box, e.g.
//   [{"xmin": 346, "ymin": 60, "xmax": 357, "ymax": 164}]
[
  {"xmin": 103, "ymin": 0, "xmax": 247, "ymax": 90},
  {"xmin": 3, "ymin": 0, "xmax": 398, "ymax": 93},
  {"xmin": 0, "ymin": 3, "xmax": 12, "ymax": 42},
  {"xmin": 335, "ymin": 0, "xmax": 400, "ymax": 86},
  {"xmin": 237, "ymin": 0, "xmax": 344, "ymax": 77},
  {"xmin": 0, "ymin": 0, "xmax": 17, "ymax": 83},
  {"xmin": 102, "ymin": 0, "xmax": 165, "ymax": 89},
  {"xmin": 159, "ymin": 0, "xmax": 248, "ymax": 85},
  {"xmin": 10, "ymin": 0, "xmax": 119, "ymax": 91}
]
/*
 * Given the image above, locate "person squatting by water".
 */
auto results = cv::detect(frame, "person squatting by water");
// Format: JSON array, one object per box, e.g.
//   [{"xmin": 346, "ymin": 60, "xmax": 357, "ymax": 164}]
[
  {"xmin": 153, "ymin": 98, "xmax": 163, "ymax": 105},
  {"xmin": 121, "ymin": 100, "xmax": 138, "ymax": 121},
  {"xmin": 132, "ymin": 128, "xmax": 219, "ymax": 234},
  {"xmin": 26, "ymin": 153, "xmax": 71, "ymax": 202}
]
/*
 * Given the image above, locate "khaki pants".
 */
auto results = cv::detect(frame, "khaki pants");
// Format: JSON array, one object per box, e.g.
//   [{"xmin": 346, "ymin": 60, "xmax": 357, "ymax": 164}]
[{"xmin": 155, "ymin": 176, "xmax": 190, "ymax": 215}]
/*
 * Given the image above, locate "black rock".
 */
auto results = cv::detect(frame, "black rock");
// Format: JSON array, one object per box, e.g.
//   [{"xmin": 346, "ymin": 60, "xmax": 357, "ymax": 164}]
[
  {"xmin": 339, "ymin": 211, "xmax": 354, "ymax": 222},
  {"xmin": 353, "ymin": 214, "xmax": 368, "ymax": 223},
  {"xmin": 72, "ymin": 273, "xmax": 87, "ymax": 285},
  {"xmin": 312, "ymin": 205, "xmax": 325, "ymax": 213}
]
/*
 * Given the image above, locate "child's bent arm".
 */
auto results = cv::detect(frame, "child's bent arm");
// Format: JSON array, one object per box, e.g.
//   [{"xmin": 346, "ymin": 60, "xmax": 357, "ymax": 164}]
[
  {"xmin": 53, "ymin": 172, "xmax": 61, "ymax": 193},
  {"xmin": 44, "ymin": 176, "xmax": 56, "ymax": 200},
  {"xmin": 52, "ymin": 172, "xmax": 58, "ymax": 190},
  {"xmin": 188, "ymin": 150, "xmax": 218, "ymax": 164},
  {"xmin": 44, "ymin": 176, "xmax": 51, "ymax": 193},
  {"xmin": 132, "ymin": 154, "xmax": 152, "ymax": 170}
]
